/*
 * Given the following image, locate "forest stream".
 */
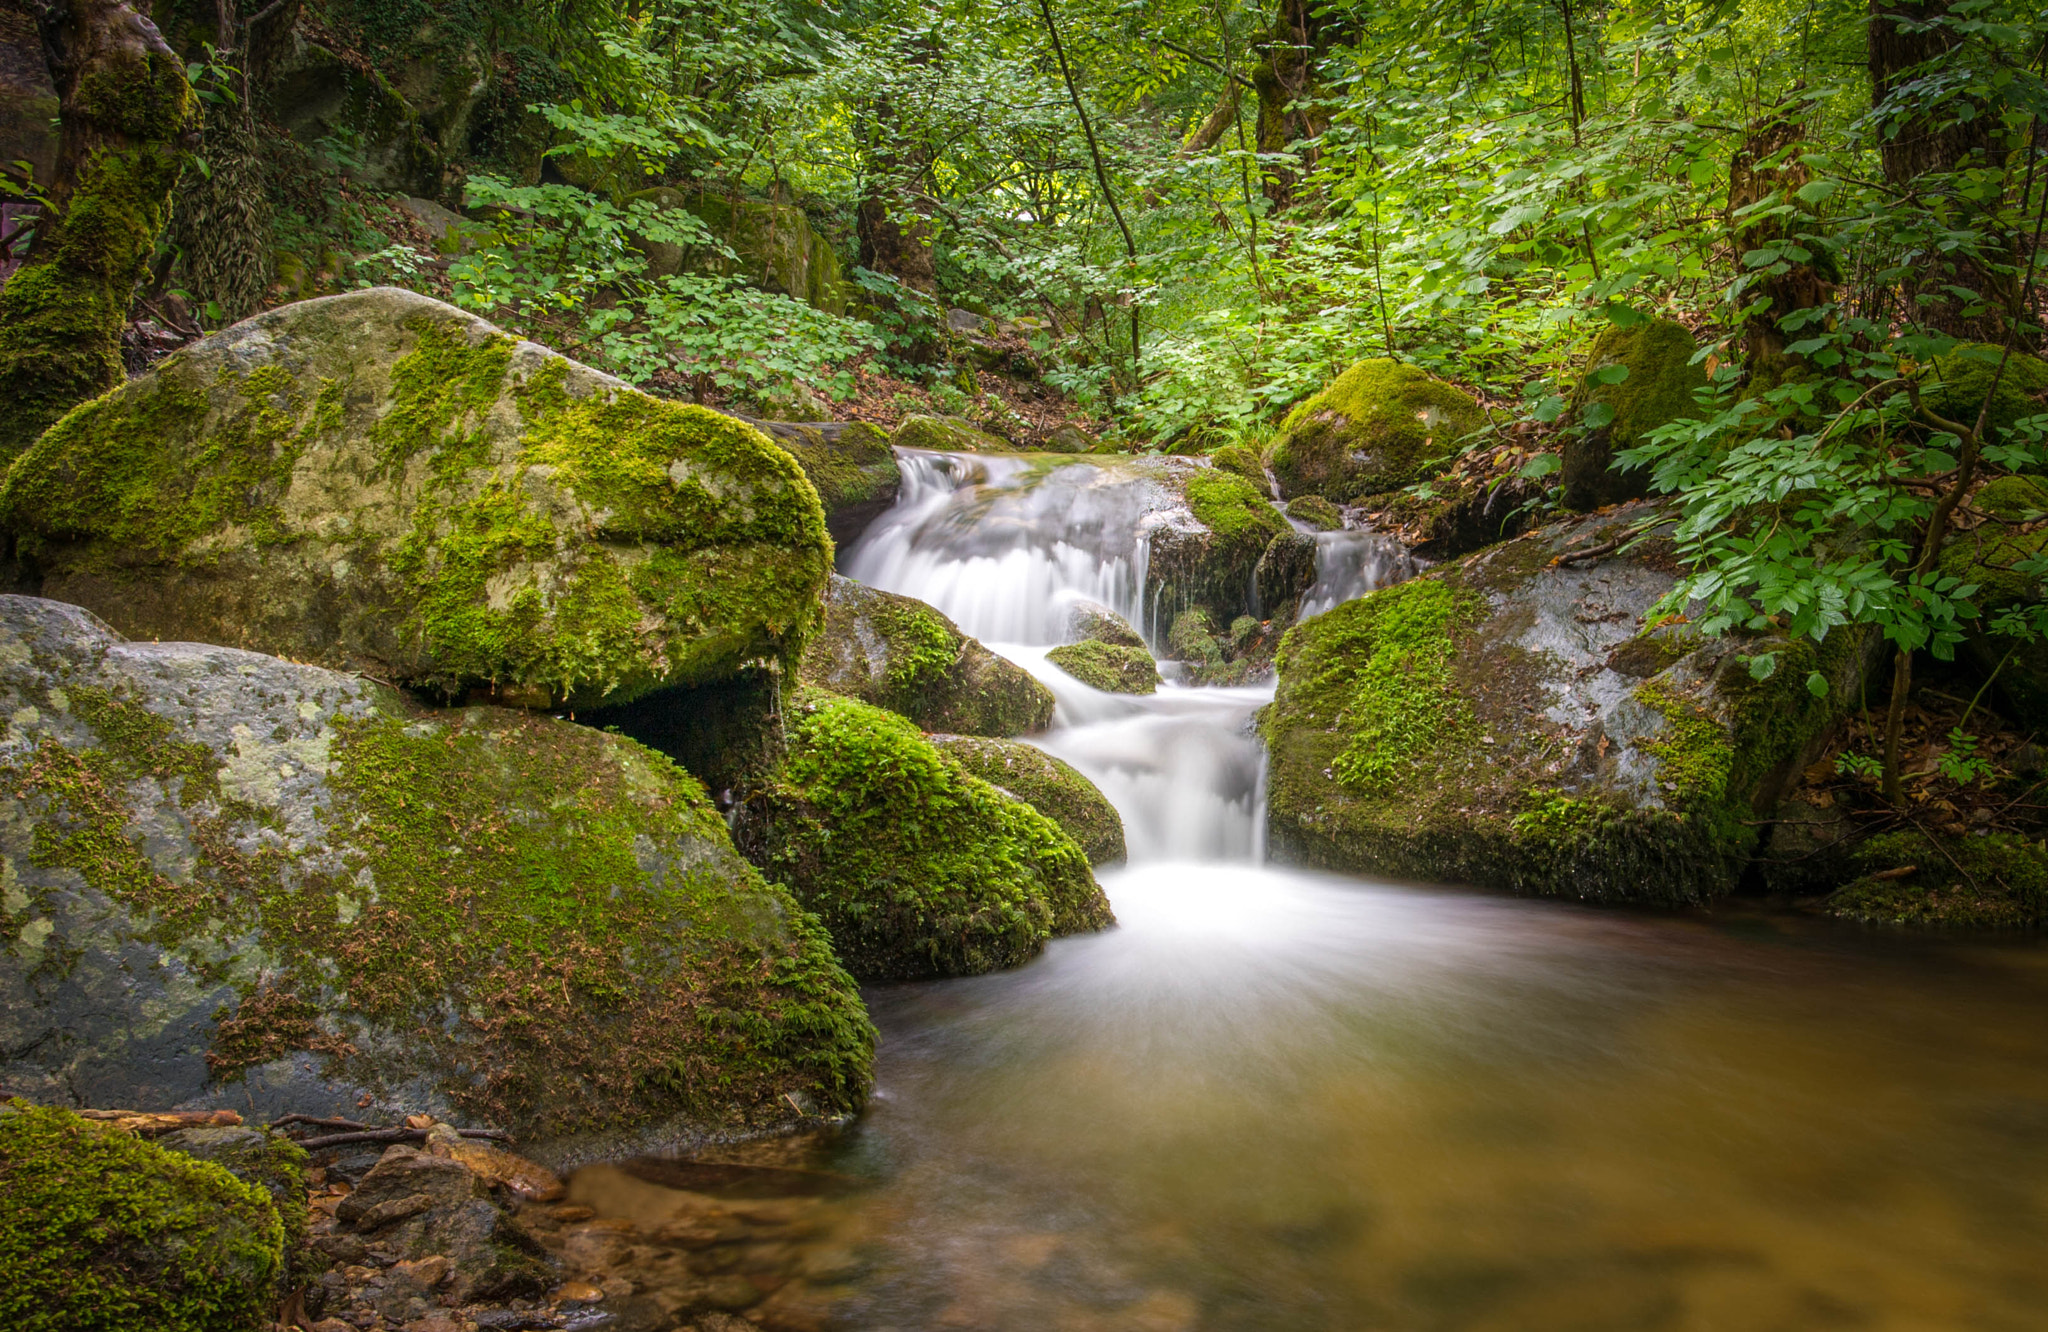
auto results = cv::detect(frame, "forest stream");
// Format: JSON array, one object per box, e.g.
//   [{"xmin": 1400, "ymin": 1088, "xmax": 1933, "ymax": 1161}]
[{"xmin": 559, "ymin": 453, "xmax": 2048, "ymax": 1332}]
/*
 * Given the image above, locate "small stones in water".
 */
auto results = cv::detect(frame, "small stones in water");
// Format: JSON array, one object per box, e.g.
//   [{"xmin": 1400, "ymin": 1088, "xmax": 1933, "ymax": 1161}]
[{"xmin": 553, "ymin": 1279, "xmax": 604, "ymax": 1304}]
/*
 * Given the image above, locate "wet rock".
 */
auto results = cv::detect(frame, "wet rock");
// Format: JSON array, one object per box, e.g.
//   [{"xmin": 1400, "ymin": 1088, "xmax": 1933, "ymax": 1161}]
[
  {"xmin": 892, "ymin": 414, "xmax": 1010, "ymax": 452},
  {"xmin": 1561, "ymin": 318, "xmax": 1708, "ymax": 512},
  {"xmin": 1254, "ymin": 530, "xmax": 1318, "ymax": 616},
  {"xmin": 739, "ymin": 418, "xmax": 901, "ymax": 546},
  {"xmin": 738, "ymin": 690, "xmax": 1113, "ymax": 981},
  {"xmin": 1286, "ymin": 495, "xmax": 1344, "ymax": 531},
  {"xmin": 1147, "ymin": 469, "xmax": 1290, "ymax": 629},
  {"xmin": 1263, "ymin": 505, "xmax": 1879, "ymax": 903},
  {"xmin": 0, "ymin": 287, "xmax": 833, "ymax": 712},
  {"xmin": 0, "ymin": 1103, "xmax": 289, "ymax": 1330},
  {"xmin": 929, "ymin": 735, "xmax": 1128, "ymax": 866},
  {"xmin": 0, "ymin": 595, "xmax": 873, "ymax": 1163},
  {"xmin": 1270, "ymin": 360, "xmax": 1486, "ymax": 503},
  {"xmin": 1045, "ymin": 639, "xmax": 1159, "ymax": 695},
  {"xmin": 798, "ymin": 575, "xmax": 1054, "ymax": 736},
  {"xmin": 1065, "ymin": 600, "xmax": 1146, "ymax": 649},
  {"xmin": 341, "ymin": 1148, "xmax": 551, "ymax": 1303}
]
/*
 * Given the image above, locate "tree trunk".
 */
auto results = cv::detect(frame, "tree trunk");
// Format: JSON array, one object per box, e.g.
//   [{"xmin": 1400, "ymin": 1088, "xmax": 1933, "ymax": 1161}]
[
  {"xmin": 0, "ymin": 0, "xmax": 198, "ymax": 461},
  {"xmin": 1727, "ymin": 103, "xmax": 1835, "ymax": 388},
  {"xmin": 1867, "ymin": 0, "xmax": 2017, "ymax": 341},
  {"xmin": 1252, "ymin": 0, "xmax": 1341, "ymax": 209}
]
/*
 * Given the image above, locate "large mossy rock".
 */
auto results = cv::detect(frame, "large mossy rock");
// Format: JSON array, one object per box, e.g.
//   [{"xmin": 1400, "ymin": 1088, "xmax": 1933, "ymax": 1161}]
[
  {"xmin": 1562, "ymin": 318, "xmax": 1708, "ymax": 512},
  {"xmin": 1938, "ymin": 476, "xmax": 2048, "ymax": 729},
  {"xmin": 1046, "ymin": 639, "xmax": 1158, "ymax": 694},
  {"xmin": 928, "ymin": 735, "xmax": 1127, "ymax": 866},
  {"xmin": 1262, "ymin": 506, "xmax": 1872, "ymax": 903},
  {"xmin": 0, "ymin": 596, "xmax": 872, "ymax": 1166},
  {"xmin": 742, "ymin": 417, "xmax": 901, "ymax": 546},
  {"xmin": 1926, "ymin": 344, "xmax": 2048, "ymax": 441},
  {"xmin": 740, "ymin": 690, "xmax": 1113, "ymax": 981},
  {"xmin": 799, "ymin": 575, "xmax": 1054, "ymax": 736},
  {"xmin": 1147, "ymin": 467, "xmax": 1293, "ymax": 633},
  {"xmin": 1270, "ymin": 360, "xmax": 1486, "ymax": 503},
  {"xmin": 629, "ymin": 189, "xmax": 848, "ymax": 315},
  {"xmin": 0, "ymin": 1102, "xmax": 287, "ymax": 1332},
  {"xmin": 0, "ymin": 288, "xmax": 832, "ymax": 711}
]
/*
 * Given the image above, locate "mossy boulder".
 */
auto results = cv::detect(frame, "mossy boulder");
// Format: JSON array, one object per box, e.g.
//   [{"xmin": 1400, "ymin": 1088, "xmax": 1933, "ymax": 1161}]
[
  {"xmin": 0, "ymin": 1101, "xmax": 287, "ymax": 1331},
  {"xmin": 892, "ymin": 414, "xmax": 1011, "ymax": 453},
  {"xmin": 1262, "ymin": 505, "xmax": 1874, "ymax": 903},
  {"xmin": 1376, "ymin": 472, "xmax": 1539, "ymax": 558},
  {"xmin": 739, "ymin": 690, "xmax": 1113, "ymax": 981},
  {"xmin": 1269, "ymin": 360, "xmax": 1486, "ymax": 503},
  {"xmin": 682, "ymin": 191, "xmax": 848, "ymax": 316},
  {"xmin": 1562, "ymin": 318, "xmax": 1708, "ymax": 511},
  {"xmin": 740, "ymin": 417, "xmax": 901, "ymax": 546},
  {"xmin": 1286, "ymin": 495, "xmax": 1344, "ymax": 531},
  {"xmin": 156, "ymin": 1127, "xmax": 311, "ymax": 1282},
  {"xmin": 928, "ymin": 735, "xmax": 1127, "ymax": 866},
  {"xmin": 1926, "ymin": 344, "xmax": 2048, "ymax": 442},
  {"xmin": 0, "ymin": 288, "xmax": 833, "ymax": 711},
  {"xmin": 799, "ymin": 576, "xmax": 1054, "ymax": 736},
  {"xmin": 1827, "ymin": 830, "xmax": 2048, "ymax": 929},
  {"xmin": 1210, "ymin": 442, "xmax": 1267, "ymax": 485},
  {"xmin": 0, "ymin": 596, "xmax": 873, "ymax": 1167},
  {"xmin": 1938, "ymin": 477, "xmax": 2048, "ymax": 728},
  {"xmin": 1148, "ymin": 467, "xmax": 1293, "ymax": 629},
  {"xmin": 1065, "ymin": 599, "xmax": 1147, "ymax": 649},
  {"xmin": 1046, "ymin": 639, "xmax": 1159, "ymax": 694}
]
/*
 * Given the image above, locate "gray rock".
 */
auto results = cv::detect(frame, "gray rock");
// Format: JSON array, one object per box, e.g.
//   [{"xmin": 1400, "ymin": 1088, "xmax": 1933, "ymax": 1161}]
[
  {"xmin": 1064, "ymin": 600, "xmax": 1146, "ymax": 649},
  {"xmin": 0, "ymin": 594, "xmax": 872, "ymax": 1166},
  {"xmin": 0, "ymin": 288, "xmax": 833, "ymax": 711}
]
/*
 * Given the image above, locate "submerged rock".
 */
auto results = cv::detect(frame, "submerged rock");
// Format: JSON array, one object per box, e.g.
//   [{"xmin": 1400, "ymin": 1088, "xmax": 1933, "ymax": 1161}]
[
  {"xmin": 928, "ymin": 735, "xmax": 1128, "ymax": 866},
  {"xmin": 0, "ymin": 1102, "xmax": 288, "ymax": 1331},
  {"xmin": 1046, "ymin": 639, "xmax": 1158, "ymax": 694},
  {"xmin": 799, "ymin": 575, "xmax": 1054, "ymax": 736},
  {"xmin": 1262, "ymin": 506, "xmax": 1872, "ymax": 903},
  {"xmin": 0, "ymin": 288, "xmax": 833, "ymax": 711},
  {"xmin": 1270, "ymin": 360, "xmax": 1485, "ymax": 503},
  {"xmin": 1561, "ymin": 318, "xmax": 1708, "ymax": 512},
  {"xmin": 0, "ymin": 596, "xmax": 872, "ymax": 1164},
  {"xmin": 739, "ymin": 690, "xmax": 1113, "ymax": 981}
]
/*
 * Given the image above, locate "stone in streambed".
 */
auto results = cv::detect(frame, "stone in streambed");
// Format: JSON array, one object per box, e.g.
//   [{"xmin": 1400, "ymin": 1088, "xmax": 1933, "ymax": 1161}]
[
  {"xmin": 0, "ymin": 287, "xmax": 833, "ymax": 711},
  {"xmin": 1065, "ymin": 599, "xmax": 1146, "ymax": 649},
  {"xmin": 1045, "ymin": 639, "xmax": 1158, "ymax": 695},
  {"xmin": 0, "ymin": 594, "xmax": 872, "ymax": 1165},
  {"xmin": 799, "ymin": 574, "xmax": 1054, "ymax": 736},
  {"xmin": 929, "ymin": 734, "xmax": 1127, "ymax": 866}
]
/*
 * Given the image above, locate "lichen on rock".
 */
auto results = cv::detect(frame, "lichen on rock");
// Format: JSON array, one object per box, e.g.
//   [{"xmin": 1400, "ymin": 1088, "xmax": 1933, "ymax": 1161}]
[
  {"xmin": 798, "ymin": 575, "xmax": 1054, "ymax": 736},
  {"xmin": 0, "ymin": 288, "xmax": 834, "ymax": 711},
  {"xmin": 0, "ymin": 1101, "xmax": 287, "ymax": 1332},
  {"xmin": 740, "ymin": 689, "xmax": 1113, "ymax": 981},
  {"xmin": 929, "ymin": 734, "xmax": 1127, "ymax": 866},
  {"xmin": 1269, "ymin": 359, "xmax": 1486, "ymax": 503},
  {"xmin": 0, "ymin": 595, "xmax": 873, "ymax": 1165}
]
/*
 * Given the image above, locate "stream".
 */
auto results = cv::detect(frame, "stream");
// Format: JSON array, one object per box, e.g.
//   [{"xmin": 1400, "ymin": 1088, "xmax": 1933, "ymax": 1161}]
[{"xmin": 568, "ymin": 451, "xmax": 2048, "ymax": 1331}]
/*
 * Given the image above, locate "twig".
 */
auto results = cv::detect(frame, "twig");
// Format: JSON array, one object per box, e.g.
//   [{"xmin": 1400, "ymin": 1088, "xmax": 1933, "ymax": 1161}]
[
  {"xmin": 1553, "ymin": 536, "xmax": 1622, "ymax": 566},
  {"xmin": 291, "ymin": 1126, "xmax": 510, "ymax": 1150},
  {"xmin": 269, "ymin": 1113, "xmax": 369, "ymax": 1132}
]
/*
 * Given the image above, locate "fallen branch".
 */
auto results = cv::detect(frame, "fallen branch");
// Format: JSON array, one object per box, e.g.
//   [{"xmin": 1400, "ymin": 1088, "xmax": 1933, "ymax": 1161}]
[
  {"xmin": 76, "ymin": 1109, "xmax": 242, "ymax": 1135},
  {"xmin": 1553, "ymin": 536, "xmax": 1622, "ymax": 566},
  {"xmin": 290, "ymin": 1126, "xmax": 511, "ymax": 1150}
]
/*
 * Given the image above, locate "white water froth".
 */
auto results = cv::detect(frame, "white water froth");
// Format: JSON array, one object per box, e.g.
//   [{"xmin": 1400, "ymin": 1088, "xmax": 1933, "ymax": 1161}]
[{"xmin": 1297, "ymin": 526, "xmax": 1422, "ymax": 621}]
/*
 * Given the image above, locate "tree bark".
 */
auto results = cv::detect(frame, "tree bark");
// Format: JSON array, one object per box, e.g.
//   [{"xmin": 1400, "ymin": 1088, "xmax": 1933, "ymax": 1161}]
[
  {"xmin": 1727, "ymin": 102, "xmax": 1835, "ymax": 387},
  {"xmin": 1252, "ymin": 0, "xmax": 1342, "ymax": 209},
  {"xmin": 0, "ymin": 0, "xmax": 198, "ymax": 461}
]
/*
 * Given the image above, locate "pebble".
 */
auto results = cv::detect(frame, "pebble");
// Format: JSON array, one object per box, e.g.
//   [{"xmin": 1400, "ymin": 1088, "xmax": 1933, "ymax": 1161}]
[
  {"xmin": 554, "ymin": 1280, "xmax": 605, "ymax": 1304},
  {"xmin": 549, "ymin": 1205, "xmax": 596, "ymax": 1223}
]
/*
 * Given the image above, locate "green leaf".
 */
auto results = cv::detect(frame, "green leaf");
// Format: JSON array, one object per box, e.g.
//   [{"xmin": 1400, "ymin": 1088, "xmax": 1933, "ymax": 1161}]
[
  {"xmin": 1794, "ymin": 179, "xmax": 1837, "ymax": 206},
  {"xmin": 1582, "ymin": 402, "xmax": 1616, "ymax": 430},
  {"xmin": 1519, "ymin": 452, "xmax": 1562, "ymax": 479},
  {"xmin": 1747, "ymin": 652, "xmax": 1778, "ymax": 681},
  {"xmin": 1805, "ymin": 670, "xmax": 1828, "ymax": 698}
]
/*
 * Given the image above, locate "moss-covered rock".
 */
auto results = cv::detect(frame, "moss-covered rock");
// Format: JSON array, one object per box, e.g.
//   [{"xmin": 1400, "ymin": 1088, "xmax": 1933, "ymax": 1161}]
[
  {"xmin": 741, "ymin": 417, "xmax": 901, "ymax": 546},
  {"xmin": 155, "ymin": 1127, "xmax": 311, "ymax": 1283},
  {"xmin": 1376, "ymin": 472, "xmax": 1539, "ymax": 558},
  {"xmin": 1210, "ymin": 442, "xmax": 1268, "ymax": 485},
  {"xmin": 1042, "ymin": 424, "xmax": 1097, "ymax": 453},
  {"xmin": 0, "ymin": 288, "xmax": 833, "ymax": 711},
  {"xmin": 928, "ymin": 735, "xmax": 1127, "ymax": 866},
  {"xmin": 1561, "ymin": 318, "xmax": 1708, "ymax": 511},
  {"xmin": 1045, "ymin": 638, "xmax": 1159, "ymax": 694},
  {"xmin": 740, "ymin": 691, "xmax": 1113, "ymax": 981},
  {"xmin": 0, "ymin": 595, "xmax": 873, "ymax": 1166},
  {"xmin": 682, "ymin": 191, "xmax": 848, "ymax": 316},
  {"xmin": 1270, "ymin": 360, "xmax": 1486, "ymax": 503},
  {"xmin": 0, "ymin": 1101, "xmax": 286, "ymax": 1331},
  {"xmin": 1938, "ymin": 485, "xmax": 2048, "ymax": 729},
  {"xmin": 1286, "ymin": 495, "xmax": 1344, "ymax": 531},
  {"xmin": 1149, "ymin": 468, "xmax": 1293, "ymax": 630},
  {"xmin": 1827, "ymin": 830, "xmax": 2048, "ymax": 928},
  {"xmin": 892, "ymin": 414, "xmax": 1012, "ymax": 453},
  {"xmin": 1926, "ymin": 344, "xmax": 2048, "ymax": 442},
  {"xmin": 799, "ymin": 576, "xmax": 1054, "ymax": 736},
  {"xmin": 1262, "ymin": 505, "xmax": 1874, "ymax": 903},
  {"xmin": 1065, "ymin": 600, "xmax": 1147, "ymax": 649},
  {"xmin": 1255, "ymin": 530, "xmax": 1319, "ymax": 615}
]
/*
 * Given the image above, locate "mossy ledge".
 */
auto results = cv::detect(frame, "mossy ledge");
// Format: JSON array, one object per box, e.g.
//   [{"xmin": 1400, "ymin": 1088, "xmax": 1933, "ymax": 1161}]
[
  {"xmin": 0, "ymin": 288, "xmax": 833, "ymax": 711},
  {"xmin": 738, "ymin": 689, "xmax": 1113, "ymax": 982},
  {"xmin": 0, "ymin": 596, "xmax": 873, "ymax": 1163},
  {"xmin": 0, "ymin": 1102, "xmax": 286, "ymax": 1332}
]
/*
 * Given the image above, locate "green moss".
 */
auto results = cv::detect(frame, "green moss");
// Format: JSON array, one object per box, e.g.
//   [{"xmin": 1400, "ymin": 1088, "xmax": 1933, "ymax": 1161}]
[
  {"xmin": 1830, "ymin": 831, "xmax": 2048, "ymax": 928},
  {"xmin": 754, "ymin": 691, "xmax": 1112, "ymax": 980},
  {"xmin": 1167, "ymin": 608, "xmax": 1224, "ymax": 667},
  {"xmin": 1, "ymin": 686, "xmax": 874, "ymax": 1139},
  {"xmin": 1286, "ymin": 495, "xmax": 1343, "ymax": 531},
  {"xmin": 1927, "ymin": 345, "xmax": 2048, "ymax": 440},
  {"xmin": 1573, "ymin": 319, "xmax": 1708, "ymax": 446},
  {"xmin": 1045, "ymin": 639, "xmax": 1159, "ymax": 694},
  {"xmin": 1270, "ymin": 359, "xmax": 1485, "ymax": 502},
  {"xmin": 1973, "ymin": 475, "xmax": 2048, "ymax": 521},
  {"xmin": 929, "ymin": 735, "xmax": 1127, "ymax": 866},
  {"xmin": 769, "ymin": 422, "xmax": 896, "ymax": 513},
  {"xmin": 1185, "ymin": 468, "xmax": 1289, "ymax": 555},
  {"xmin": 1635, "ymin": 678, "xmax": 1735, "ymax": 806},
  {"xmin": 0, "ymin": 1102, "xmax": 286, "ymax": 1332},
  {"xmin": 1209, "ymin": 442, "xmax": 1266, "ymax": 484},
  {"xmin": 0, "ymin": 51, "xmax": 200, "ymax": 461},
  {"xmin": 892, "ymin": 415, "xmax": 1009, "ymax": 453}
]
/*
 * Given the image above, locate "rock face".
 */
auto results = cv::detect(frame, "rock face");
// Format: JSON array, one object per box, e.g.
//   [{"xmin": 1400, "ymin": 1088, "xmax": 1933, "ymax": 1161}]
[
  {"xmin": 1046, "ymin": 639, "xmax": 1158, "ymax": 694},
  {"xmin": 1148, "ymin": 467, "xmax": 1294, "ymax": 637},
  {"xmin": 1270, "ymin": 360, "xmax": 1486, "ymax": 503},
  {"xmin": 633, "ymin": 189, "xmax": 849, "ymax": 315},
  {"xmin": 1262, "ymin": 506, "xmax": 1870, "ymax": 903},
  {"xmin": 929, "ymin": 735, "xmax": 1128, "ymax": 866},
  {"xmin": 740, "ymin": 690, "xmax": 1113, "ymax": 981},
  {"xmin": 741, "ymin": 418, "xmax": 901, "ymax": 546},
  {"xmin": 1561, "ymin": 318, "xmax": 1708, "ymax": 511},
  {"xmin": 0, "ymin": 596, "xmax": 872, "ymax": 1165},
  {"xmin": 0, "ymin": 288, "xmax": 833, "ymax": 711},
  {"xmin": 0, "ymin": 1102, "xmax": 288, "ymax": 1332},
  {"xmin": 799, "ymin": 575, "xmax": 1054, "ymax": 736}
]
